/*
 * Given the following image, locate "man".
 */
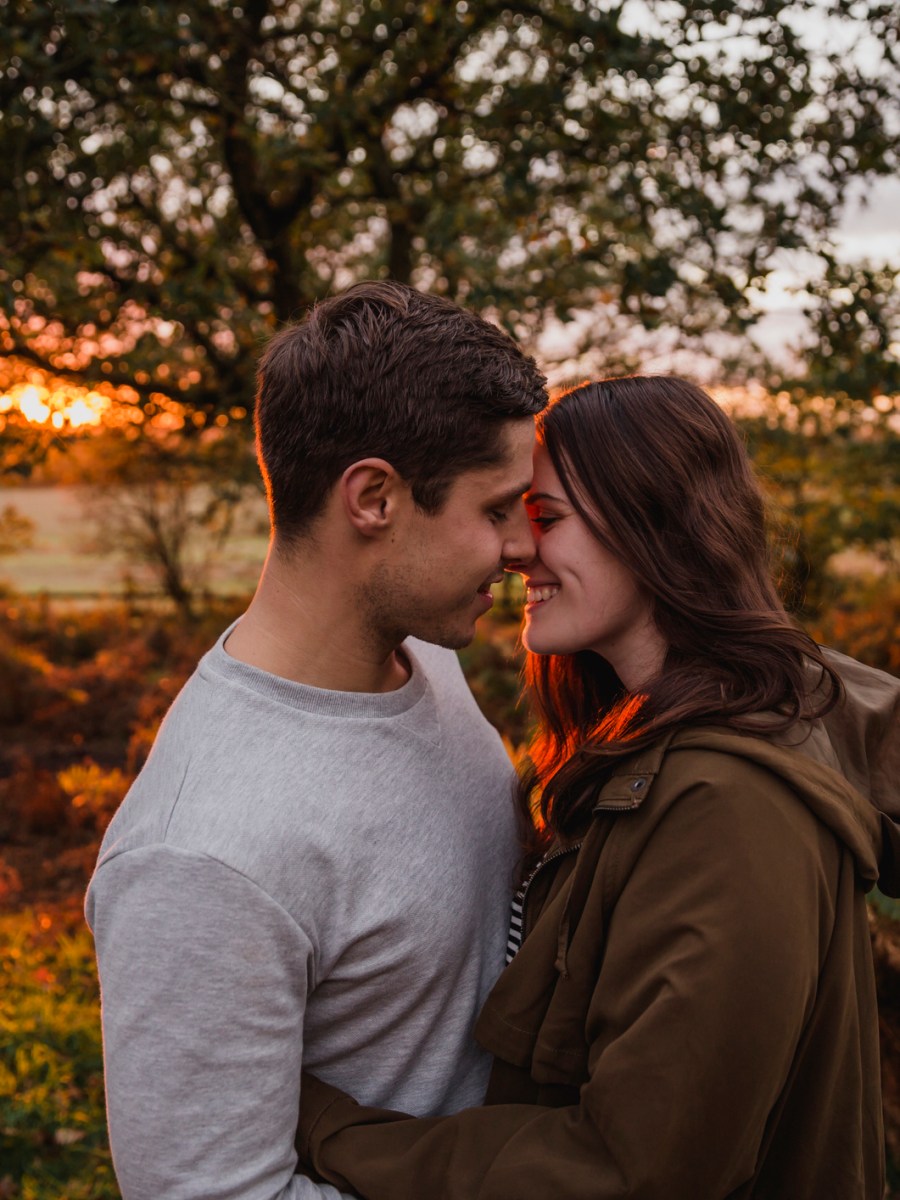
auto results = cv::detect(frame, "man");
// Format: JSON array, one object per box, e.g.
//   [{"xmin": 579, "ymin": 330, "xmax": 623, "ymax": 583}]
[{"xmin": 85, "ymin": 281, "xmax": 548, "ymax": 1199}]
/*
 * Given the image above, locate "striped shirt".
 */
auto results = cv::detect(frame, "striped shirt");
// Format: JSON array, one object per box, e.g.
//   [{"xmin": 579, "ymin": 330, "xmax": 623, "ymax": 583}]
[
  {"xmin": 506, "ymin": 882, "xmax": 527, "ymax": 963},
  {"xmin": 506, "ymin": 857, "xmax": 546, "ymax": 963}
]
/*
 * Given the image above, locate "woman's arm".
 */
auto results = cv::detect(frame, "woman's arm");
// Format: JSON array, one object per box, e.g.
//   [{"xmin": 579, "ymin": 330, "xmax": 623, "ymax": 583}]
[{"xmin": 296, "ymin": 767, "xmax": 835, "ymax": 1200}]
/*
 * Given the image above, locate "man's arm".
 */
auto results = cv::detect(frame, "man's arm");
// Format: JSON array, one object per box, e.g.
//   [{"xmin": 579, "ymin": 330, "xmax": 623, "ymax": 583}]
[
  {"xmin": 297, "ymin": 771, "xmax": 829, "ymax": 1199},
  {"xmin": 87, "ymin": 844, "xmax": 357, "ymax": 1200}
]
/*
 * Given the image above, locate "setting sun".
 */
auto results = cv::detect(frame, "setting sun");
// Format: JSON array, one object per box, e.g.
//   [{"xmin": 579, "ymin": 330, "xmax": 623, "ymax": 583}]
[
  {"xmin": 0, "ymin": 370, "xmax": 192, "ymax": 436},
  {"xmin": 0, "ymin": 380, "xmax": 110, "ymax": 430}
]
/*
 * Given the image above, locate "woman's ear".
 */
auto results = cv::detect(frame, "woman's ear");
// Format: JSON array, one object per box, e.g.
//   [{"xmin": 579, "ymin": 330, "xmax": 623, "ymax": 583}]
[{"xmin": 340, "ymin": 458, "xmax": 407, "ymax": 537}]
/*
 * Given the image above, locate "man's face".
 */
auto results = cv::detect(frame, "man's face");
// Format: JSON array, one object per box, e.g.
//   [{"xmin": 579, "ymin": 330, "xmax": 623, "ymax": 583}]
[{"xmin": 363, "ymin": 418, "xmax": 537, "ymax": 650}]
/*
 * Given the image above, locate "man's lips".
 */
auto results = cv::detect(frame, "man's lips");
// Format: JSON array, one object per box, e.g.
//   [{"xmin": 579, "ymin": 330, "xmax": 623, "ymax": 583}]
[{"xmin": 476, "ymin": 575, "xmax": 504, "ymax": 596}]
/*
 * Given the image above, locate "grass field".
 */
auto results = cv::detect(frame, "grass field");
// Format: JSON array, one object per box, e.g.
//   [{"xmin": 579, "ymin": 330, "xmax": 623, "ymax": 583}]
[
  {"xmin": 0, "ymin": 486, "xmax": 269, "ymax": 597},
  {"xmin": 1, "ymin": 905, "xmax": 118, "ymax": 1200}
]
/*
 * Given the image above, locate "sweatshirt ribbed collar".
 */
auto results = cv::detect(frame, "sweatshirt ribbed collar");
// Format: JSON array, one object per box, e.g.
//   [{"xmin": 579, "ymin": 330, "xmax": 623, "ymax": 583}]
[{"xmin": 199, "ymin": 620, "xmax": 429, "ymax": 719}]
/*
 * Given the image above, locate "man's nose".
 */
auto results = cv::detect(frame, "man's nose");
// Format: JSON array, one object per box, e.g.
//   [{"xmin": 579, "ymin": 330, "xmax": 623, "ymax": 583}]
[{"xmin": 502, "ymin": 503, "xmax": 536, "ymax": 568}]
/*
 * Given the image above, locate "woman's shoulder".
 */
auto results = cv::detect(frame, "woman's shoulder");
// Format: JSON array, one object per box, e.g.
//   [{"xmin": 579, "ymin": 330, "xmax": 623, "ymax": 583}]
[
  {"xmin": 589, "ymin": 722, "xmax": 872, "ymax": 833},
  {"xmin": 591, "ymin": 725, "xmax": 803, "ymax": 809},
  {"xmin": 591, "ymin": 724, "xmax": 881, "ymax": 888},
  {"xmin": 647, "ymin": 723, "xmax": 874, "ymax": 816}
]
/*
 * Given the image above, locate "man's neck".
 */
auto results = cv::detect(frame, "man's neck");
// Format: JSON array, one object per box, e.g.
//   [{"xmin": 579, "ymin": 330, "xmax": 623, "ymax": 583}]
[{"xmin": 224, "ymin": 547, "xmax": 410, "ymax": 694}]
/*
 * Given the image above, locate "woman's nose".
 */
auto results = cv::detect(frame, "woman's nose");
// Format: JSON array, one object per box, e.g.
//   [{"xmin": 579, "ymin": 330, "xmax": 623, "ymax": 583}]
[
  {"xmin": 503, "ymin": 547, "xmax": 539, "ymax": 576},
  {"xmin": 501, "ymin": 504, "xmax": 537, "ymax": 569}
]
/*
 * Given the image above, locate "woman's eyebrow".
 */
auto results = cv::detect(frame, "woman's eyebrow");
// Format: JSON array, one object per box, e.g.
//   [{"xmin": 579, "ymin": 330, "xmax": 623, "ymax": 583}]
[{"xmin": 524, "ymin": 490, "xmax": 567, "ymax": 504}]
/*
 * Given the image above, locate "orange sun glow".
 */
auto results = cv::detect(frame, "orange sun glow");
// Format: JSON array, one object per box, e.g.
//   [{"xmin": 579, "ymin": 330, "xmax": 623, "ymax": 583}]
[
  {"xmin": 0, "ymin": 380, "xmax": 111, "ymax": 430},
  {"xmin": 0, "ymin": 372, "xmax": 194, "ymax": 435}
]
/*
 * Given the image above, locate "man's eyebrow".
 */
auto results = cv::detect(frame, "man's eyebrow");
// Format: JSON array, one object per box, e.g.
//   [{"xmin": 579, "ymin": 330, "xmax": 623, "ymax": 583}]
[{"xmin": 492, "ymin": 481, "xmax": 533, "ymax": 506}]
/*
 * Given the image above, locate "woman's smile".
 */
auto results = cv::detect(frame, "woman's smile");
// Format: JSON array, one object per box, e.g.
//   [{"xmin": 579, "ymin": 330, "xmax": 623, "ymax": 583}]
[{"xmin": 525, "ymin": 584, "xmax": 560, "ymax": 605}]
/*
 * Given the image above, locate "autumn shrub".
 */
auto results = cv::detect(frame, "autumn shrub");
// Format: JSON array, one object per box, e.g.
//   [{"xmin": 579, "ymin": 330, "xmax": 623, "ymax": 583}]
[
  {"xmin": 0, "ymin": 593, "xmax": 243, "ymax": 675},
  {"xmin": 808, "ymin": 578, "xmax": 900, "ymax": 676},
  {"xmin": 57, "ymin": 761, "xmax": 132, "ymax": 836},
  {"xmin": 0, "ymin": 861, "xmax": 23, "ymax": 908},
  {"xmin": 7, "ymin": 598, "xmax": 257, "ymax": 913},
  {"xmin": 31, "ymin": 641, "xmax": 156, "ymax": 750},
  {"xmin": 0, "ymin": 632, "xmax": 55, "ymax": 726},
  {"xmin": 0, "ymin": 586, "xmax": 896, "ymax": 1200},
  {"xmin": 459, "ymin": 613, "xmax": 528, "ymax": 748},
  {"xmin": 0, "ymin": 759, "xmax": 70, "ymax": 839},
  {"xmin": 0, "ymin": 596, "xmax": 246, "ymax": 854},
  {"xmin": 0, "ymin": 594, "xmax": 129, "ymax": 666}
]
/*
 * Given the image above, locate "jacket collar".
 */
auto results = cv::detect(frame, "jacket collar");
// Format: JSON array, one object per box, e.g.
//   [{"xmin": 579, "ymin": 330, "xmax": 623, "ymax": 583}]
[{"xmin": 590, "ymin": 729, "xmax": 679, "ymax": 814}]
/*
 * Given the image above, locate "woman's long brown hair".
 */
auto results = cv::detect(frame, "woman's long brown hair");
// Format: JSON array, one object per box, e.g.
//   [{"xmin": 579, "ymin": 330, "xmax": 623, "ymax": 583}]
[{"xmin": 524, "ymin": 376, "xmax": 841, "ymax": 840}]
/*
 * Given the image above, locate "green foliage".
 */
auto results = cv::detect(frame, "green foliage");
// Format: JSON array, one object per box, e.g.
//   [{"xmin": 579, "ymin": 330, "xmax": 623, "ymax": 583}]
[
  {"xmin": 871, "ymin": 890, "xmax": 900, "ymax": 924},
  {"xmin": 790, "ymin": 257, "xmax": 900, "ymax": 404},
  {"xmin": 0, "ymin": 908, "xmax": 118, "ymax": 1199},
  {"xmin": 1, "ymin": 0, "xmax": 898, "ymax": 423},
  {"xmin": 739, "ymin": 392, "xmax": 900, "ymax": 615}
]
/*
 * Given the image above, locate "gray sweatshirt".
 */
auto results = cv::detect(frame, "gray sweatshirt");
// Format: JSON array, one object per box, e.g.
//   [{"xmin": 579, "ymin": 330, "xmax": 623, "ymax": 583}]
[{"xmin": 86, "ymin": 629, "xmax": 520, "ymax": 1200}]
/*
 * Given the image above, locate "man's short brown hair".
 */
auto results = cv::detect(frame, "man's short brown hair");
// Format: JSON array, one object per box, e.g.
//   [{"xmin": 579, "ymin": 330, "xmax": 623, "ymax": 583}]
[{"xmin": 255, "ymin": 281, "xmax": 548, "ymax": 541}]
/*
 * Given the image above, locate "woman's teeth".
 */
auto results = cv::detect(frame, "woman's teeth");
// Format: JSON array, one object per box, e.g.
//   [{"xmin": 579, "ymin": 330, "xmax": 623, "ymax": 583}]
[{"xmin": 526, "ymin": 586, "xmax": 560, "ymax": 604}]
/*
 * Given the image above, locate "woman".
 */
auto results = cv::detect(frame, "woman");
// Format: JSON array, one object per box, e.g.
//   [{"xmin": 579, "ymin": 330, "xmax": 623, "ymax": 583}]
[{"xmin": 297, "ymin": 377, "xmax": 897, "ymax": 1199}]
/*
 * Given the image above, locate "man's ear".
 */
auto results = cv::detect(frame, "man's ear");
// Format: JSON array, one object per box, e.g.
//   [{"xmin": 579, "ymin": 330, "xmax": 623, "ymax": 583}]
[{"xmin": 340, "ymin": 458, "xmax": 408, "ymax": 537}]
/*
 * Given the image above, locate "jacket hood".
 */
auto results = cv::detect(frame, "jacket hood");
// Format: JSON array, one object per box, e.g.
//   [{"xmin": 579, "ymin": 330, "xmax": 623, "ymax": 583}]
[
  {"xmin": 792, "ymin": 646, "xmax": 900, "ymax": 895},
  {"xmin": 668, "ymin": 725, "xmax": 885, "ymax": 891},
  {"xmin": 816, "ymin": 647, "xmax": 900, "ymax": 822}
]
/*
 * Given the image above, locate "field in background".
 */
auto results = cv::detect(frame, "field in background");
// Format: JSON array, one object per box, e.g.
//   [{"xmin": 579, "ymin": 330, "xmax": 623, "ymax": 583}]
[{"xmin": 0, "ymin": 486, "xmax": 269, "ymax": 597}]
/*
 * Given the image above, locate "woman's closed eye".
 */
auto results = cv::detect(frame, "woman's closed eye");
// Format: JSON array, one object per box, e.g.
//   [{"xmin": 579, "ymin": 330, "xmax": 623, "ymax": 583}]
[{"xmin": 529, "ymin": 513, "xmax": 560, "ymax": 530}]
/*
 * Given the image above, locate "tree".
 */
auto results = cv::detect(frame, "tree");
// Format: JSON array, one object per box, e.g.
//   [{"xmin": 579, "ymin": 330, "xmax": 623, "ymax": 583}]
[
  {"xmin": 76, "ymin": 430, "xmax": 257, "ymax": 619},
  {"xmin": 0, "ymin": 502, "xmax": 34, "ymax": 556},
  {"xmin": 789, "ymin": 256, "xmax": 900, "ymax": 404},
  {"xmin": 1, "ymin": 0, "xmax": 897, "ymax": 428}
]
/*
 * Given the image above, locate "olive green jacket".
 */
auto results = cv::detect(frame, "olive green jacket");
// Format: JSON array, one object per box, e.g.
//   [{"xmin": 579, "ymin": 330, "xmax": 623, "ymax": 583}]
[{"xmin": 297, "ymin": 649, "xmax": 899, "ymax": 1200}]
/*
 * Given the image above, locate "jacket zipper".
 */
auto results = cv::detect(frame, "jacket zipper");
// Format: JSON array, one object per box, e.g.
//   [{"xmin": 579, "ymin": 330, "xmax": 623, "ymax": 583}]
[
  {"xmin": 518, "ymin": 842, "xmax": 582, "ymax": 942},
  {"xmin": 518, "ymin": 794, "xmax": 643, "ymax": 949},
  {"xmin": 593, "ymin": 796, "xmax": 645, "ymax": 813}
]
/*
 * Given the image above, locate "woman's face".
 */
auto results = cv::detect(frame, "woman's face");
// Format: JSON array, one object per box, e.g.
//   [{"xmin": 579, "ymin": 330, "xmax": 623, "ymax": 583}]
[{"xmin": 518, "ymin": 446, "xmax": 666, "ymax": 689}]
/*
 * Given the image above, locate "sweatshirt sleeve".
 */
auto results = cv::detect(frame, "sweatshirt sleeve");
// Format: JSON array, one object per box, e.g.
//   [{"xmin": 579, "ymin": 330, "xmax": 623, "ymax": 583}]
[
  {"xmin": 297, "ymin": 772, "xmax": 830, "ymax": 1200},
  {"xmin": 87, "ymin": 844, "xmax": 357, "ymax": 1200}
]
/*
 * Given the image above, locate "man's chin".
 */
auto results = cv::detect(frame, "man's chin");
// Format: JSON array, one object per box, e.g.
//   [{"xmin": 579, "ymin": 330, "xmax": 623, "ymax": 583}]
[{"xmin": 408, "ymin": 616, "xmax": 478, "ymax": 651}]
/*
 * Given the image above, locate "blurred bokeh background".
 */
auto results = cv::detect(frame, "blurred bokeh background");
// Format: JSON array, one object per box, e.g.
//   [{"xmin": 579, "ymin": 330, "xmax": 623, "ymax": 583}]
[{"xmin": 1, "ymin": 1, "xmax": 898, "ymax": 1195}]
